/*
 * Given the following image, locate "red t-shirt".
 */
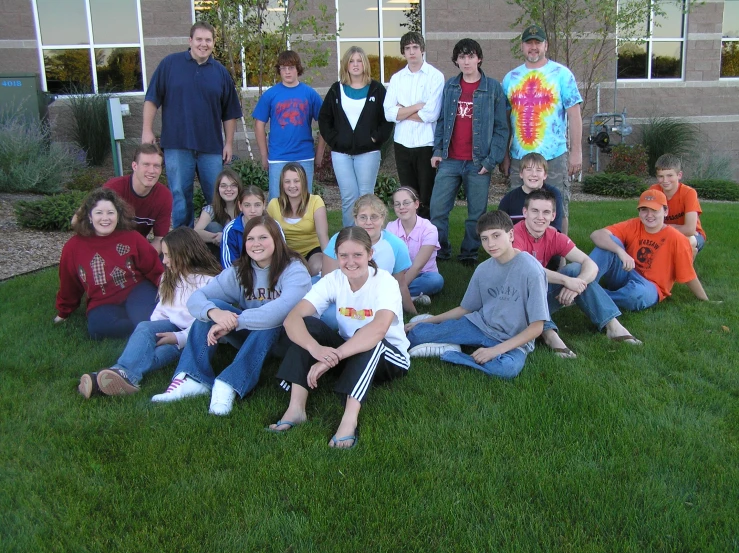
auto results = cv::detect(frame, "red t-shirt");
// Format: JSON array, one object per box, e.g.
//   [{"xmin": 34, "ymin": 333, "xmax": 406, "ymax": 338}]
[
  {"xmin": 649, "ymin": 182, "xmax": 705, "ymax": 239},
  {"xmin": 103, "ymin": 176, "xmax": 173, "ymax": 238},
  {"xmin": 512, "ymin": 221, "xmax": 575, "ymax": 266},
  {"xmin": 607, "ymin": 218, "xmax": 696, "ymax": 301},
  {"xmin": 447, "ymin": 78, "xmax": 480, "ymax": 161}
]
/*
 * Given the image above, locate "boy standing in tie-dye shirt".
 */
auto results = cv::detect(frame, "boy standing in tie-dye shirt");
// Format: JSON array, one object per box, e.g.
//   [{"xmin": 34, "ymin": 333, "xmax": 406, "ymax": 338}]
[{"xmin": 501, "ymin": 24, "xmax": 583, "ymax": 236}]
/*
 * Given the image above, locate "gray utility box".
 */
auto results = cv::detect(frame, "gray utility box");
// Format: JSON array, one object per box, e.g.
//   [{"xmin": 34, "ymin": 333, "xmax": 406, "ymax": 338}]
[{"xmin": 0, "ymin": 73, "xmax": 54, "ymax": 123}]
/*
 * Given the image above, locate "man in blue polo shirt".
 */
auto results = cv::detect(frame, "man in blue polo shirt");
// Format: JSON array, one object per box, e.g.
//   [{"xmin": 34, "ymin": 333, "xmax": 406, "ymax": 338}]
[{"xmin": 142, "ymin": 21, "xmax": 243, "ymax": 228}]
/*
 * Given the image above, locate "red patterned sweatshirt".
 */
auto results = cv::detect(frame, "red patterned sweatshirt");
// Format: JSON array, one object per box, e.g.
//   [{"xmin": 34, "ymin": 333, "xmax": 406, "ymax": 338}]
[{"xmin": 56, "ymin": 230, "xmax": 164, "ymax": 318}]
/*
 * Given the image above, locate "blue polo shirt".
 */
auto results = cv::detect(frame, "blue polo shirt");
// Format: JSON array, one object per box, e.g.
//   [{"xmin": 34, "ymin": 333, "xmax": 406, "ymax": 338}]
[{"xmin": 145, "ymin": 50, "xmax": 243, "ymax": 154}]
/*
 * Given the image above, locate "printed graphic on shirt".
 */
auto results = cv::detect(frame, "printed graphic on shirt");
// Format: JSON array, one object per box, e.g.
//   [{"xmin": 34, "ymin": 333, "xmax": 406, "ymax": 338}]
[
  {"xmin": 245, "ymin": 288, "xmax": 280, "ymax": 302},
  {"xmin": 338, "ymin": 307, "xmax": 374, "ymax": 320},
  {"xmin": 126, "ymin": 258, "xmax": 139, "ymax": 282},
  {"xmin": 457, "ymin": 100, "xmax": 473, "ymax": 119},
  {"xmin": 275, "ymin": 99, "xmax": 310, "ymax": 128},
  {"xmin": 509, "ymin": 71, "xmax": 558, "ymax": 150},
  {"xmin": 110, "ymin": 266, "xmax": 127, "ymax": 288},
  {"xmin": 635, "ymin": 237, "xmax": 667, "ymax": 271},
  {"xmin": 90, "ymin": 254, "xmax": 106, "ymax": 289},
  {"xmin": 487, "ymin": 285, "xmax": 521, "ymax": 303},
  {"xmin": 116, "ymin": 244, "xmax": 131, "ymax": 256},
  {"xmin": 665, "ymin": 211, "xmax": 686, "ymax": 224}
]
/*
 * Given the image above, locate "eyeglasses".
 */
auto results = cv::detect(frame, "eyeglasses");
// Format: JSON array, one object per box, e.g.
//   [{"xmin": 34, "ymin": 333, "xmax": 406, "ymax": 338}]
[
  {"xmin": 279, "ymin": 65, "xmax": 296, "ymax": 72},
  {"xmin": 356, "ymin": 214, "xmax": 382, "ymax": 223},
  {"xmin": 219, "ymin": 183, "xmax": 239, "ymax": 189},
  {"xmin": 393, "ymin": 200, "xmax": 414, "ymax": 208}
]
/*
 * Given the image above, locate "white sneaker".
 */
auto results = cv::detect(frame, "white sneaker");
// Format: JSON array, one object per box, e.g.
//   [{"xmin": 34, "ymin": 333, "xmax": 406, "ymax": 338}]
[
  {"xmin": 412, "ymin": 293, "xmax": 432, "ymax": 306},
  {"xmin": 151, "ymin": 372, "xmax": 210, "ymax": 403},
  {"xmin": 410, "ymin": 313, "xmax": 434, "ymax": 324},
  {"xmin": 209, "ymin": 380, "xmax": 236, "ymax": 416},
  {"xmin": 408, "ymin": 343, "xmax": 462, "ymax": 358}
]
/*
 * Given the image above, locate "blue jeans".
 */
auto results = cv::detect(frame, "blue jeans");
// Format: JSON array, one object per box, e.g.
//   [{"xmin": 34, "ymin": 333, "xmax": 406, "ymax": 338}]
[
  {"xmin": 430, "ymin": 159, "xmax": 491, "ymax": 260},
  {"xmin": 268, "ymin": 160, "xmax": 314, "ymax": 202},
  {"xmin": 164, "ymin": 149, "xmax": 223, "ymax": 228},
  {"xmin": 113, "ymin": 320, "xmax": 182, "ymax": 385},
  {"xmin": 408, "ymin": 271, "xmax": 444, "ymax": 297},
  {"xmin": 174, "ymin": 300, "xmax": 282, "ymax": 397},
  {"xmin": 331, "ymin": 150, "xmax": 381, "ymax": 227},
  {"xmin": 407, "ymin": 317, "xmax": 527, "ymax": 379},
  {"xmin": 589, "ymin": 236, "xmax": 660, "ymax": 312},
  {"xmin": 544, "ymin": 263, "xmax": 621, "ymax": 332},
  {"xmin": 86, "ymin": 281, "xmax": 159, "ymax": 340},
  {"xmin": 695, "ymin": 232, "xmax": 706, "ymax": 253}
]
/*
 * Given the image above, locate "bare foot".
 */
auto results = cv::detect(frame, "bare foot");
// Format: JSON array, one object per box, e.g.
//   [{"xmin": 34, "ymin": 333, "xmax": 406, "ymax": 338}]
[
  {"xmin": 604, "ymin": 319, "xmax": 642, "ymax": 345},
  {"xmin": 541, "ymin": 329, "xmax": 577, "ymax": 359},
  {"xmin": 267, "ymin": 408, "xmax": 307, "ymax": 432}
]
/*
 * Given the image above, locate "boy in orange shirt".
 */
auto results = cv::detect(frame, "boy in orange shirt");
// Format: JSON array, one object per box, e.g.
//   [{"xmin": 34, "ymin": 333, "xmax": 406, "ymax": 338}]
[
  {"xmin": 589, "ymin": 189, "xmax": 709, "ymax": 311},
  {"xmin": 649, "ymin": 153, "xmax": 706, "ymax": 257}
]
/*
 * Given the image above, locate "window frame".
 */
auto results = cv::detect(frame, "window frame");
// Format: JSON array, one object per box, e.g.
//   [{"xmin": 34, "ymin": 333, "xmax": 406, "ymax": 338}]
[
  {"xmin": 334, "ymin": 0, "xmax": 425, "ymax": 84},
  {"xmin": 616, "ymin": 0, "xmax": 688, "ymax": 82},
  {"xmin": 31, "ymin": 0, "xmax": 147, "ymax": 95}
]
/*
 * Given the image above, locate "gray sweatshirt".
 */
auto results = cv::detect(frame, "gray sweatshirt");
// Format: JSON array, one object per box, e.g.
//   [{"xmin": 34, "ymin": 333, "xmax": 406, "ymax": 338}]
[{"xmin": 187, "ymin": 259, "xmax": 311, "ymax": 330}]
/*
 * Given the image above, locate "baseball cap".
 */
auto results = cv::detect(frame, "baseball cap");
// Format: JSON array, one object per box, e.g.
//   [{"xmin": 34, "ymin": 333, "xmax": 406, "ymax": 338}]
[
  {"xmin": 521, "ymin": 24, "xmax": 547, "ymax": 42},
  {"xmin": 638, "ymin": 189, "xmax": 667, "ymax": 210}
]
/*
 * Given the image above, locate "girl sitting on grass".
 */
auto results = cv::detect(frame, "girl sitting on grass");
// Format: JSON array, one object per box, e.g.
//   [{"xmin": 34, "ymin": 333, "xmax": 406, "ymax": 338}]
[
  {"xmin": 221, "ymin": 185, "xmax": 267, "ymax": 268},
  {"xmin": 322, "ymin": 194, "xmax": 416, "ymax": 322},
  {"xmin": 268, "ymin": 226, "xmax": 410, "ymax": 449},
  {"xmin": 267, "ymin": 163, "xmax": 329, "ymax": 276},
  {"xmin": 385, "ymin": 186, "xmax": 444, "ymax": 307},
  {"xmin": 78, "ymin": 227, "xmax": 223, "ymax": 399},
  {"xmin": 195, "ymin": 168, "xmax": 243, "ymax": 256},
  {"xmin": 152, "ymin": 216, "xmax": 312, "ymax": 416},
  {"xmin": 55, "ymin": 188, "xmax": 163, "ymax": 340}
]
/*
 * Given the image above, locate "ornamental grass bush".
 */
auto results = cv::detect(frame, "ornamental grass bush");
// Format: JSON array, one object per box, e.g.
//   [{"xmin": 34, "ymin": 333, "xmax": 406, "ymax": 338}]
[{"xmin": 640, "ymin": 117, "xmax": 699, "ymax": 176}]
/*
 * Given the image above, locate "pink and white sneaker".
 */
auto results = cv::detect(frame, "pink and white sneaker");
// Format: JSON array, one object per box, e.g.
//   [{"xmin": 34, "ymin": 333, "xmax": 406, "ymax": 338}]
[{"xmin": 151, "ymin": 372, "xmax": 210, "ymax": 403}]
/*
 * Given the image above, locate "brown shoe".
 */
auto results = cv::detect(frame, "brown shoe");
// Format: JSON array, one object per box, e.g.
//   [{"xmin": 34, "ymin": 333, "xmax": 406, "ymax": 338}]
[
  {"xmin": 78, "ymin": 373, "xmax": 101, "ymax": 399},
  {"xmin": 97, "ymin": 369, "xmax": 140, "ymax": 396}
]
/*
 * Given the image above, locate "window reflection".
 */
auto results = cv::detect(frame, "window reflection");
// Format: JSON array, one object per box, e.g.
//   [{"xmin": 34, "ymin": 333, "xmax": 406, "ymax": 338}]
[
  {"xmin": 382, "ymin": 0, "xmax": 420, "ymax": 37},
  {"xmin": 96, "ymin": 48, "xmax": 143, "ymax": 92},
  {"xmin": 90, "ymin": 0, "xmax": 139, "ymax": 44},
  {"xmin": 341, "ymin": 42, "xmax": 380, "ymax": 81},
  {"xmin": 383, "ymin": 40, "xmax": 406, "ymax": 78},
  {"xmin": 37, "ymin": 0, "xmax": 89, "ymax": 46},
  {"xmin": 721, "ymin": 42, "xmax": 739, "ymax": 77},
  {"xmin": 652, "ymin": 0, "xmax": 684, "ymax": 39},
  {"xmin": 651, "ymin": 41, "xmax": 682, "ymax": 78},
  {"xmin": 339, "ymin": 0, "xmax": 379, "ymax": 38},
  {"xmin": 43, "ymin": 49, "xmax": 93, "ymax": 93},
  {"xmin": 723, "ymin": 0, "xmax": 739, "ymax": 38}
]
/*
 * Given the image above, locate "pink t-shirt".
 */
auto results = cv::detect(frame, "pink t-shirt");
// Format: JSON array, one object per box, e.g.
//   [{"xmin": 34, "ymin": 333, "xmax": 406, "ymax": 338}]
[
  {"xmin": 512, "ymin": 221, "xmax": 575, "ymax": 267},
  {"xmin": 385, "ymin": 216, "xmax": 440, "ymax": 274}
]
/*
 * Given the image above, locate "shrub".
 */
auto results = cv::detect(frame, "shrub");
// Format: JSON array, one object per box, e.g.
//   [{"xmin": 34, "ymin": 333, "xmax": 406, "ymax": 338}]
[
  {"xmin": 231, "ymin": 158, "xmax": 268, "ymax": 192},
  {"xmin": 640, "ymin": 117, "xmax": 698, "ymax": 176},
  {"xmin": 684, "ymin": 179, "xmax": 739, "ymax": 201},
  {"xmin": 314, "ymin": 144, "xmax": 336, "ymax": 185},
  {"xmin": 14, "ymin": 191, "xmax": 87, "ymax": 231},
  {"xmin": 582, "ymin": 172, "xmax": 647, "ymax": 197},
  {"xmin": 686, "ymin": 152, "xmax": 735, "ymax": 181},
  {"xmin": 0, "ymin": 113, "xmax": 83, "ymax": 194},
  {"xmin": 375, "ymin": 173, "xmax": 399, "ymax": 205},
  {"xmin": 65, "ymin": 168, "xmax": 106, "ymax": 192},
  {"xmin": 194, "ymin": 185, "xmax": 206, "ymax": 219},
  {"xmin": 65, "ymin": 89, "xmax": 111, "ymax": 166},
  {"xmin": 605, "ymin": 143, "xmax": 649, "ymax": 177}
]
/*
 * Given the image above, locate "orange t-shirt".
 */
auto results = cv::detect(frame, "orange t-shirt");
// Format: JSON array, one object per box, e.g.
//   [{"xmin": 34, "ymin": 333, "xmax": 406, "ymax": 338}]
[
  {"xmin": 606, "ymin": 218, "xmax": 696, "ymax": 301},
  {"xmin": 649, "ymin": 182, "xmax": 705, "ymax": 239}
]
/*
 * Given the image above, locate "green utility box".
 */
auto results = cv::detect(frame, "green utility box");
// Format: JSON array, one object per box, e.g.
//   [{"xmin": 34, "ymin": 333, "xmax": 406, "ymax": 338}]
[{"xmin": 0, "ymin": 73, "xmax": 53, "ymax": 123}]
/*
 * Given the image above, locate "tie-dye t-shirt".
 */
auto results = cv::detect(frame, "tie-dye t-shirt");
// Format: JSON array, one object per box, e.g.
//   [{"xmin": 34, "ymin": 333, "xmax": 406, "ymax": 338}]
[{"xmin": 502, "ymin": 60, "xmax": 582, "ymax": 160}]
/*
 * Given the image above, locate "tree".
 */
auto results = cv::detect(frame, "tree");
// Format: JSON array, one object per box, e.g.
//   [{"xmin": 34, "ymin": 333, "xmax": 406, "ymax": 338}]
[{"xmin": 506, "ymin": 0, "xmax": 701, "ymax": 114}]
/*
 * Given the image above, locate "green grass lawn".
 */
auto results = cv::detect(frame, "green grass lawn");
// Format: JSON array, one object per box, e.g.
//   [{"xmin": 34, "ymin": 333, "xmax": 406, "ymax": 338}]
[{"xmin": 1, "ymin": 201, "xmax": 737, "ymax": 552}]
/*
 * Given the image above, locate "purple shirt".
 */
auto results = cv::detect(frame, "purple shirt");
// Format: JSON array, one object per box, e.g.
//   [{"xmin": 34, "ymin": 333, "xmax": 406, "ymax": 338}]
[{"xmin": 386, "ymin": 216, "xmax": 440, "ymax": 274}]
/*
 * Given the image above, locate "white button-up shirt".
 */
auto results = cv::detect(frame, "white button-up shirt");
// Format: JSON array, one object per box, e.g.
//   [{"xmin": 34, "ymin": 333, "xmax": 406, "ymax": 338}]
[{"xmin": 383, "ymin": 61, "xmax": 445, "ymax": 149}]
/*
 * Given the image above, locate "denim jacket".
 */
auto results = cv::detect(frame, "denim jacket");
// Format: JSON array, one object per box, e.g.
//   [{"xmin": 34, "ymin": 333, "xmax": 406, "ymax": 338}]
[{"xmin": 432, "ymin": 70, "xmax": 508, "ymax": 172}]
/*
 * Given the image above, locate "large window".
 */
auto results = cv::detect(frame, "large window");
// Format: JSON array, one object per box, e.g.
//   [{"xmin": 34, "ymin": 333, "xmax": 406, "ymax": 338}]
[
  {"xmin": 336, "ymin": 0, "xmax": 422, "ymax": 83},
  {"xmin": 721, "ymin": 0, "xmax": 739, "ymax": 78},
  {"xmin": 617, "ymin": 0, "xmax": 686, "ymax": 80},
  {"xmin": 33, "ymin": 0, "xmax": 144, "ymax": 94}
]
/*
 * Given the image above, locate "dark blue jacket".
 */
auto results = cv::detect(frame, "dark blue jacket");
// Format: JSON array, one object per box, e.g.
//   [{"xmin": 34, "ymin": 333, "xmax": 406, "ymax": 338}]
[{"xmin": 433, "ymin": 70, "xmax": 508, "ymax": 171}]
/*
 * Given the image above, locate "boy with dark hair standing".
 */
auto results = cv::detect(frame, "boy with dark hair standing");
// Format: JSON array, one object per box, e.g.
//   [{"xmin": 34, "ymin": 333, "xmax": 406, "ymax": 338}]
[
  {"xmin": 384, "ymin": 32, "xmax": 445, "ymax": 218},
  {"xmin": 649, "ymin": 153, "xmax": 706, "ymax": 257},
  {"xmin": 513, "ymin": 190, "xmax": 640, "ymax": 358},
  {"xmin": 405, "ymin": 210, "xmax": 548, "ymax": 379},
  {"xmin": 429, "ymin": 38, "xmax": 508, "ymax": 265},
  {"xmin": 590, "ymin": 189, "xmax": 709, "ymax": 311},
  {"xmin": 253, "ymin": 50, "xmax": 326, "ymax": 201}
]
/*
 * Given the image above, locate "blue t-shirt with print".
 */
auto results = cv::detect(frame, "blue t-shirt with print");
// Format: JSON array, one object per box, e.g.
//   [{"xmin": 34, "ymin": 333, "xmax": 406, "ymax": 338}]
[
  {"xmin": 324, "ymin": 230, "xmax": 412, "ymax": 275},
  {"xmin": 251, "ymin": 82, "xmax": 323, "ymax": 161},
  {"xmin": 502, "ymin": 60, "xmax": 582, "ymax": 160}
]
